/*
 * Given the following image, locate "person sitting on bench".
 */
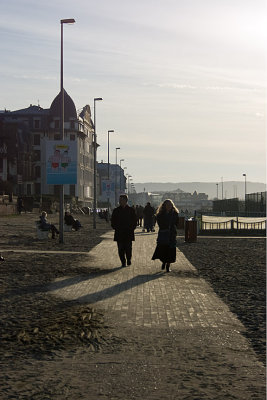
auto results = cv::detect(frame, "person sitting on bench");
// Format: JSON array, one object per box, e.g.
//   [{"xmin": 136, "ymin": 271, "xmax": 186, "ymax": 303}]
[
  {"xmin": 39, "ymin": 211, "xmax": 59, "ymax": 239},
  {"xmin": 64, "ymin": 211, "xmax": 82, "ymax": 231}
]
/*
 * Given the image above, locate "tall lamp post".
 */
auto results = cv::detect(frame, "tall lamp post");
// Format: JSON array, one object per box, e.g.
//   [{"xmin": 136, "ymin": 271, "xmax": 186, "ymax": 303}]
[
  {"xmin": 216, "ymin": 183, "xmax": 219, "ymax": 199},
  {"xmin": 59, "ymin": 18, "xmax": 75, "ymax": 243},
  {"xmin": 127, "ymin": 175, "xmax": 132, "ymax": 194},
  {"xmin": 123, "ymin": 167, "xmax": 127, "ymax": 193},
  {"xmin": 93, "ymin": 97, "xmax": 103, "ymax": 229},
  {"xmin": 107, "ymin": 130, "xmax": 114, "ymax": 212},
  {"xmin": 243, "ymin": 173, "xmax": 247, "ymax": 210},
  {"xmin": 119, "ymin": 159, "xmax": 124, "ymax": 191},
  {"xmin": 115, "ymin": 147, "xmax": 120, "ymax": 206}
]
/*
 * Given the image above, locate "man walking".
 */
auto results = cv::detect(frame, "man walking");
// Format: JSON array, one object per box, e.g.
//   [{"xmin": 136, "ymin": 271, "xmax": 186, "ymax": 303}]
[{"xmin": 111, "ymin": 194, "xmax": 137, "ymax": 267}]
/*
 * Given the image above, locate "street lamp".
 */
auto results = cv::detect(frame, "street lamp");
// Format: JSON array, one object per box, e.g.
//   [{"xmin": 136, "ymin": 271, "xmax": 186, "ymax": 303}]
[
  {"xmin": 123, "ymin": 167, "xmax": 127, "ymax": 193},
  {"xmin": 115, "ymin": 147, "xmax": 120, "ymax": 206},
  {"xmin": 216, "ymin": 183, "xmax": 218, "ymax": 199},
  {"xmin": 107, "ymin": 130, "xmax": 114, "ymax": 213},
  {"xmin": 119, "ymin": 159, "xmax": 124, "ymax": 191},
  {"xmin": 243, "ymin": 173, "xmax": 247, "ymax": 210},
  {"xmin": 59, "ymin": 18, "xmax": 75, "ymax": 243},
  {"xmin": 107, "ymin": 130, "xmax": 114, "ymax": 181},
  {"xmin": 127, "ymin": 175, "xmax": 132, "ymax": 194},
  {"xmin": 221, "ymin": 177, "xmax": 224, "ymax": 200},
  {"xmin": 93, "ymin": 97, "xmax": 103, "ymax": 229}
]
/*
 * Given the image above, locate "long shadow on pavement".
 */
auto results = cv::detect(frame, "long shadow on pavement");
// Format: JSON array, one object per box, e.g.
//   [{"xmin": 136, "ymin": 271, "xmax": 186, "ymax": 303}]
[{"xmin": 57, "ymin": 272, "xmax": 163, "ymax": 306}]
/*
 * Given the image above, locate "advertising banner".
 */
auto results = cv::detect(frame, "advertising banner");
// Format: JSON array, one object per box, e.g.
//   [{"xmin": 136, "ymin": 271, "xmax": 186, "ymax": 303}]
[
  {"xmin": 101, "ymin": 179, "xmax": 115, "ymax": 200},
  {"xmin": 46, "ymin": 140, "xmax": 77, "ymax": 184}
]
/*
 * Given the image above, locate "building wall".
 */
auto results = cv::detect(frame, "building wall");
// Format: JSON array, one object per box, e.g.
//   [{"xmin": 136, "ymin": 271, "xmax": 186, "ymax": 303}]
[{"xmin": 0, "ymin": 101, "xmax": 95, "ymax": 207}]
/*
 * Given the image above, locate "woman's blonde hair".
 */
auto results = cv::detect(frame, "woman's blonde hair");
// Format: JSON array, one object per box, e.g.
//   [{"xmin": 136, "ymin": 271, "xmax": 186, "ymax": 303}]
[{"xmin": 156, "ymin": 199, "xmax": 179, "ymax": 215}]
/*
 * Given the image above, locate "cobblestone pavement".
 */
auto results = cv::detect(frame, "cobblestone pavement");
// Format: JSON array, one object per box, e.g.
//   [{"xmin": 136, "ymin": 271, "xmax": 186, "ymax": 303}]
[{"xmin": 44, "ymin": 227, "xmax": 265, "ymax": 399}]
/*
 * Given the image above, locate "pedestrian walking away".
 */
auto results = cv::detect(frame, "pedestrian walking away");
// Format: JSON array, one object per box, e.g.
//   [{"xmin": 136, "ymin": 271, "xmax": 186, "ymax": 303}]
[
  {"xmin": 111, "ymin": 194, "xmax": 137, "ymax": 267},
  {"xmin": 136, "ymin": 204, "xmax": 144, "ymax": 227},
  {"xmin": 143, "ymin": 202, "xmax": 155, "ymax": 232},
  {"xmin": 152, "ymin": 199, "xmax": 179, "ymax": 272}
]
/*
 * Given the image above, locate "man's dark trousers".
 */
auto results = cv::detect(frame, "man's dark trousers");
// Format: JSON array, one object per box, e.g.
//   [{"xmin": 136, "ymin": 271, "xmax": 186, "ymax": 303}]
[{"xmin": 117, "ymin": 240, "xmax": 132, "ymax": 265}]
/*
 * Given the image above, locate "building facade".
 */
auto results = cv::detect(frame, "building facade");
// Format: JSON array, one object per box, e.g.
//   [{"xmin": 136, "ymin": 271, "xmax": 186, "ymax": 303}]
[
  {"xmin": 97, "ymin": 162, "xmax": 126, "ymax": 209},
  {"xmin": 0, "ymin": 90, "xmax": 95, "ymax": 207}
]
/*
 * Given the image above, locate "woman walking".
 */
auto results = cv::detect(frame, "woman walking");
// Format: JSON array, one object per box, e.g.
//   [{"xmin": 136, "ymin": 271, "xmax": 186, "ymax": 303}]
[{"xmin": 152, "ymin": 199, "xmax": 179, "ymax": 272}]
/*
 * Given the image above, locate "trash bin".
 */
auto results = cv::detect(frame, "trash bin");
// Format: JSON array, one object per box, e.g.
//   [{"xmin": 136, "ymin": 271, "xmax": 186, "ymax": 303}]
[
  {"xmin": 178, "ymin": 216, "xmax": 185, "ymax": 229},
  {"xmin": 185, "ymin": 218, "xmax": 197, "ymax": 242}
]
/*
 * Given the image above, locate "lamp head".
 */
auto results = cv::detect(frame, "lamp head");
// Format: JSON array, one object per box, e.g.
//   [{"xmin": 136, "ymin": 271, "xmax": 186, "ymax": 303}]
[
  {"xmin": 61, "ymin": 18, "xmax": 75, "ymax": 24},
  {"xmin": 94, "ymin": 97, "xmax": 103, "ymax": 102}
]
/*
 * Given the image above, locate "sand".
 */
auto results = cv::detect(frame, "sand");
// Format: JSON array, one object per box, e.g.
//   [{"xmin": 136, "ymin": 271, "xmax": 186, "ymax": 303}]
[{"xmin": 0, "ymin": 213, "xmax": 265, "ymax": 399}]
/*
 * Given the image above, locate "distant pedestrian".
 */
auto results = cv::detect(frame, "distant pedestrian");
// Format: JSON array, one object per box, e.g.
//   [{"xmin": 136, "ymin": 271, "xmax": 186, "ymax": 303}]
[
  {"xmin": 111, "ymin": 194, "xmax": 137, "ymax": 267},
  {"xmin": 143, "ymin": 202, "xmax": 155, "ymax": 232},
  {"xmin": 136, "ymin": 205, "xmax": 144, "ymax": 227},
  {"xmin": 0, "ymin": 253, "xmax": 4, "ymax": 261},
  {"xmin": 17, "ymin": 197, "xmax": 26, "ymax": 214},
  {"xmin": 152, "ymin": 199, "xmax": 179, "ymax": 272}
]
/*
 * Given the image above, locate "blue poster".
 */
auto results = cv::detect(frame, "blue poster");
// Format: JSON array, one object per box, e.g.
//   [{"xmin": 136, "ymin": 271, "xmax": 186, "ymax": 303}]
[{"xmin": 46, "ymin": 140, "xmax": 77, "ymax": 184}]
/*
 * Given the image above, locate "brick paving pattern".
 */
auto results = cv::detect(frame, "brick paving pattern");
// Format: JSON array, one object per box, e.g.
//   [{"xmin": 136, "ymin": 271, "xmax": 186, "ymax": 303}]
[
  {"xmin": 43, "ymin": 227, "xmax": 266, "ymax": 399},
  {"xmin": 49, "ymin": 229, "xmax": 243, "ymax": 331}
]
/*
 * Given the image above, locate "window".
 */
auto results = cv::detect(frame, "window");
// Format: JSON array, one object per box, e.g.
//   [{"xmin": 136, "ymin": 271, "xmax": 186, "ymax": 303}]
[
  {"xmin": 55, "ymin": 120, "xmax": 60, "ymax": 129},
  {"xmin": 34, "ymin": 150, "xmax": 40, "ymax": 161},
  {"xmin": 27, "ymin": 184, "xmax": 31, "ymax": 195},
  {"xmin": 70, "ymin": 121, "xmax": 75, "ymax": 129},
  {"xmin": 70, "ymin": 134, "xmax": 75, "ymax": 141},
  {"xmin": 34, "ymin": 183, "xmax": 41, "ymax": 194},
  {"xmin": 35, "ymin": 165, "xmax": 41, "ymax": 178},
  {"xmin": 34, "ymin": 120, "xmax": 40, "ymax": 129},
  {"xmin": 33, "ymin": 134, "xmax": 40, "ymax": 145},
  {"xmin": 54, "ymin": 134, "xmax": 60, "ymax": 140}
]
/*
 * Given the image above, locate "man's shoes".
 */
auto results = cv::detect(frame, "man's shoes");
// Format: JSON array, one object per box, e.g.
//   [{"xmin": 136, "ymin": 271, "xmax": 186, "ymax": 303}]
[
  {"xmin": 166, "ymin": 263, "xmax": 171, "ymax": 272},
  {"xmin": 121, "ymin": 264, "xmax": 126, "ymax": 268},
  {"xmin": 127, "ymin": 260, "xmax": 131, "ymax": 266}
]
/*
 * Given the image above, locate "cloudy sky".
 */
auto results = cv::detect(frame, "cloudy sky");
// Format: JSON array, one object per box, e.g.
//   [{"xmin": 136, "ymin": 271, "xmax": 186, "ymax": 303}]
[{"xmin": 1, "ymin": 0, "xmax": 266, "ymax": 184}]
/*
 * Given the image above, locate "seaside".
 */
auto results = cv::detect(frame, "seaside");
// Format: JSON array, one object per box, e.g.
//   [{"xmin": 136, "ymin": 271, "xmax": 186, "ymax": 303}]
[{"xmin": 0, "ymin": 213, "xmax": 265, "ymax": 398}]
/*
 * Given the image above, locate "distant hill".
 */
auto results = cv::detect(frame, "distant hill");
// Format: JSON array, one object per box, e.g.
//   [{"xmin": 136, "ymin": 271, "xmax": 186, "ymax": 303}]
[{"xmin": 134, "ymin": 181, "xmax": 266, "ymax": 200}]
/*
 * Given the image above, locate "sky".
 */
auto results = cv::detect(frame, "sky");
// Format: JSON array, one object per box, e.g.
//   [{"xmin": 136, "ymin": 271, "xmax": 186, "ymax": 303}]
[{"xmin": 1, "ymin": 0, "xmax": 266, "ymax": 185}]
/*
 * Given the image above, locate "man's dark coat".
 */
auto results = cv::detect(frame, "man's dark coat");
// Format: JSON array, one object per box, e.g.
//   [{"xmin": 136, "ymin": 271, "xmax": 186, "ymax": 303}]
[{"xmin": 111, "ymin": 205, "xmax": 137, "ymax": 242}]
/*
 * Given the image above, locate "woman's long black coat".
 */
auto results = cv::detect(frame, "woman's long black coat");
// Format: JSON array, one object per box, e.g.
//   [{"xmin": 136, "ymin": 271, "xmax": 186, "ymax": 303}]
[{"xmin": 152, "ymin": 210, "xmax": 179, "ymax": 263}]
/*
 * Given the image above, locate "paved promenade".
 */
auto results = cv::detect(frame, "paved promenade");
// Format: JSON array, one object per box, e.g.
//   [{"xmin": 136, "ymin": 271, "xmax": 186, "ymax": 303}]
[{"xmin": 45, "ymin": 227, "xmax": 265, "ymax": 399}]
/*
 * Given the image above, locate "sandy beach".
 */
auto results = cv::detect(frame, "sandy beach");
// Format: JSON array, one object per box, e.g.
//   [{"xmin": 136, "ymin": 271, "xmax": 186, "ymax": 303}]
[{"xmin": 0, "ymin": 213, "xmax": 265, "ymax": 399}]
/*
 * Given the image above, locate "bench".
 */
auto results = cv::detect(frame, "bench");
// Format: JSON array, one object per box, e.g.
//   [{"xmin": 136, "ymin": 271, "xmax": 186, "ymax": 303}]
[
  {"xmin": 64, "ymin": 223, "xmax": 73, "ymax": 232},
  {"xmin": 35, "ymin": 221, "xmax": 50, "ymax": 239}
]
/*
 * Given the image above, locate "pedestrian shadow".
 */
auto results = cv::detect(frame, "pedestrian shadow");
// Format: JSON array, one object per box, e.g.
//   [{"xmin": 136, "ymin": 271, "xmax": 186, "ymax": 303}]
[
  {"xmin": 59, "ymin": 272, "xmax": 162, "ymax": 306},
  {"xmin": 0, "ymin": 266, "xmax": 123, "ymax": 301}
]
